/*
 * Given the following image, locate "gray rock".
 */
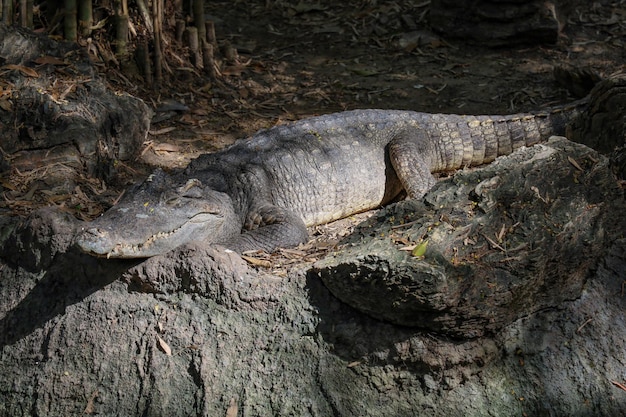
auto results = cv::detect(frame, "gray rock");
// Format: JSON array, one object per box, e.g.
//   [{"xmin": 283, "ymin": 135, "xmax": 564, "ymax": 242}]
[
  {"xmin": 0, "ymin": 137, "xmax": 624, "ymax": 416},
  {"xmin": 311, "ymin": 137, "xmax": 622, "ymax": 337}
]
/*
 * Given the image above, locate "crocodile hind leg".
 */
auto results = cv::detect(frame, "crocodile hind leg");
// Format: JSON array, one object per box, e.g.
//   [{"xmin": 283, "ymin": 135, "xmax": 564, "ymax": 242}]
[
  {"xmin": 388, "ymin": 131, "xmax": 437, "ymax": 199},
  {"xmin": 225, "ymin": 203, "xmax": 309, "ymax": 253}
]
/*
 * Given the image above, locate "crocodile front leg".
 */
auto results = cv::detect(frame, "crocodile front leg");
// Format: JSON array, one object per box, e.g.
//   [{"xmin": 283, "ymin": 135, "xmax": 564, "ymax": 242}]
[{"xmin": 225, "ymin": 204, "xmax": 309, "ymax": 253}]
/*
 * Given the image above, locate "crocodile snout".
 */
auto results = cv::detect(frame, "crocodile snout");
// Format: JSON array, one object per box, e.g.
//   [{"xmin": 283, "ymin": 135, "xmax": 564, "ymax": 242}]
[{"xmin": 75, "ymin": 227, "xmax": 114, "ymax": 256}]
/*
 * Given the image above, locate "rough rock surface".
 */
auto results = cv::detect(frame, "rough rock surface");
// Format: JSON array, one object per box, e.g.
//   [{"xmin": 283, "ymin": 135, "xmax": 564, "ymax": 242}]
[
  {"xmin": 568, "ymin": 74, "xmax": 626, "ymax": 180},
  {"xmin": 1, "ymin": 138, "xmax": 625, "ymax": 416},
  {"xmin": 311, "ymin": 137, "xmax": 621, "ymax": 337},
  {"xmin": 569, "ymin": 74, "xmax": 626, "ymax": 153}
]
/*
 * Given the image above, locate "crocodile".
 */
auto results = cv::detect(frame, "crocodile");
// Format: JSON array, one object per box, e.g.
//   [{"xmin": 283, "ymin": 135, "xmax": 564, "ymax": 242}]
[{"xmin": 76, "ymin": 102, "xmax": 586, "ymax": 258}]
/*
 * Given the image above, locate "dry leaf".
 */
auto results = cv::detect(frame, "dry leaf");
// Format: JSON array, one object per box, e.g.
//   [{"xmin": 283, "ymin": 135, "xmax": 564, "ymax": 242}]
[
  {"xmin": 221, "ymin": 65, "xmax": 245, "ymax": 76},
  {"xmin": 157, "ymin": 335, "xmax": 172, "ymax": 356},
  {"xmin": 152, "ymin": 142, "xmax": 180, "ymax": 153},
  {"xmin": 0, "ymin": 98, "xmax": 12, "ymax": 112},
  {"xmin": 291, "ymin": 1, "xmax": 327, "ymax": 13},
  {"xmin": 497, "ymin": 223, "xmax": 506, "ymax": 242},
  {"xmin": 348, "ymin": 66, "xmax": 380, "ymax": 77},
  {"xmin": 34, "ymin": 56, "xmax": 67, "ymax": 66},
  {"xmin": 0, "ymin": 179, "xmax": 17, "ymax": 191},
  {"xmin": 148, "ymin": 126, "xmax": 176, "ymax": 136},
  {"xmin": 567, "ymin": 156, "xmax": 583, "ymax": 171},
  {"xmin": 241, "ymin": 255, "xmax": 271, "ymax": 268},
  {"xmin": 83, "ymin": 390, "xmax": 98, "ymax": 414},
  {"xmin": 2, "ymin": 64, "xmax": 39, "ymax": 77},
  {"xmin": 225, "ymin": 398, "xmax": 238, "ymax": 417}
]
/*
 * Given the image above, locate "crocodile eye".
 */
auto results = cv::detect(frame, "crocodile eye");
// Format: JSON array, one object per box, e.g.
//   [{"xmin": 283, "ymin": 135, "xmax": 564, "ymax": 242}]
[
  {"xmin": 162, "ymin": 190, "xmax": 180, "ymax": 205},
  {"xmin": 182, "ymin": 187, "xmax": 203, "ymax": 199},
  {"xmin": 177, "ymin": 178, "xmax": 202, "ymax": 193}
]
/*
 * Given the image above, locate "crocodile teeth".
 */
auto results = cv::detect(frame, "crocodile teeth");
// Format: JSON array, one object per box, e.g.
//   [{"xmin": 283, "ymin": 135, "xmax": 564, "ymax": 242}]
[{"xmin": 105, "ymin": 225, "xmax": 184, "ymax": 256}]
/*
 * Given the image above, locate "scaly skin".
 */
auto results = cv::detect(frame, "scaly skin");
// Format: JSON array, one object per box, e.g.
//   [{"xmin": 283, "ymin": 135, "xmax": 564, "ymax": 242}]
[{"xmin": 76, "ymin": 101, "xmax": 586, "ymax": 258}]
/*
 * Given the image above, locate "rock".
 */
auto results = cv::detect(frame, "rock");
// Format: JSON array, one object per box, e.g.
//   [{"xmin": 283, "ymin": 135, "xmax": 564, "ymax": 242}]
[
  {"xmin": 429, "ymin": 0, "xmax": 561, "ymax": 46},
  {"xmin": 0, "ymin": 141, "xmax": 625, "ymax": 416},
  {"xmin": 569, "ymin": 74, "xmax": 626, "ymax": 155},
  {"xmin": 310, "ymin": 137, "xmax": 623, "ymax": 337},
  {"xmin": 0, "ymin": 23, "xmax": 151, "ymax": 181},
  {"xmin": 122, "ymin": 243, "xmax": 287, "ymax": 311},
  {"xmin": 0, "ymin": 207, "xmax": 80, "ymax": 272}
]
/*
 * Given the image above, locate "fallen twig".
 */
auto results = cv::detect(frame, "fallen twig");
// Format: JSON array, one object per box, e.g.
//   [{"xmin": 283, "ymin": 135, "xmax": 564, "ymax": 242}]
[
  {"xmin": 576, "ymin": 318, "xmax": 593, "ymax": 333},
  {"xmin": 611, "ymin": 380, "xmax": 626, "ymax": 393},
  {"xmin": 482, "ymin": 233, "xmax": 506, "ymax": 252}
]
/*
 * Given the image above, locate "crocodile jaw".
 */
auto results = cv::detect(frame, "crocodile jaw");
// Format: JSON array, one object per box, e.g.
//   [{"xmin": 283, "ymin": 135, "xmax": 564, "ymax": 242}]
[
  {"xmin": 76, "ymin": 213, "xmax": 226, "ymax": 258},
  {"xmin": 75, "ymin": 170, "xmax": 243, "ymax": 258}
]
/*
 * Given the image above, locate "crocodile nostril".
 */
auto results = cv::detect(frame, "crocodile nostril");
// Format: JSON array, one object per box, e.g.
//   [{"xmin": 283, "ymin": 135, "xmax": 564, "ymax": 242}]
[
  {"xmin": 76, "ymin": 228, "xmax": 110, "ymax": 247},
  {"xmin": 75, "ymin": 227, "xmax": 115, "ymax": 257}
]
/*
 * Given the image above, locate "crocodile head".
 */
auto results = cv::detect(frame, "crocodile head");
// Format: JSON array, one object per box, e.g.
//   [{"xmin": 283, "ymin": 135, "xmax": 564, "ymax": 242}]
[{"xmin": 76, "ymin": 169, "xmax": 242, "ymax": 258}]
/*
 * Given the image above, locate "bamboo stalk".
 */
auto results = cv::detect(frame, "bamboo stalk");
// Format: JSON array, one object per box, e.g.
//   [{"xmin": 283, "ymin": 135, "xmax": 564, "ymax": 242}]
[
  {"xmin": 206, "ymin": 20, "xmax": 217, "ymax": 47},
  {"xmin": 114, "ymin": 13, "xmax": 129, "ymax": 60},
  {"xmin": 20, "ymin": 0, "xmax": 33, "ymax": 27},
  {"xmin": 78, "ymin": 0, "xmax": 92, "ymax": 36},
  {"xmin": 2, "ymin": 0, "xmax": 11, "ymax": 24},
  {"xmin": 64, "ymin": 0, "xmax": 77, "ymax": 40},
  {"xmin": 153, "ymin": 0, "xmax": 163, "ymax": 85},
  {"xmin": 27, "ymin": 0, "xmax": 33, "ymax": 27},
  {"xmin": 192, "ymin": 0, "xmax": 205, "ymax": 45},
  {"xmin": 135, "ymin": 0, "xmax": 153, "ymax": 33},
  {"xmin": 136, "ymin": 39, "xmax": 152, "ymax": 86},
  {"xmin": 175, "ymin": 19, "xmax": 185, "ymax": 44},
  {"xmin": 202, "ymin": 41, "xmax": 216, "ymax": 78},
  {"xmin": 186, "ymin": 26, "xmax": 201, "ymax": 68},
  {"xmin": 20, "ymin": 0, "xmax": 27, "ymax": 26}
]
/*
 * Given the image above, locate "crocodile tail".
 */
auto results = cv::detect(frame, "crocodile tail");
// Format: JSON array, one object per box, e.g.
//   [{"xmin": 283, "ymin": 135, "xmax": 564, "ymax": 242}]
[
  {"xmin": 477, "ymin": 99, "xmax": 588, "ymax": 165},
  {"xmin": 528, "ymin": 98, "xmax": 589, "ymax": 141},
  {"xmin": 426, "ymin": 99, "xmax": 588, "ymax": 172}
]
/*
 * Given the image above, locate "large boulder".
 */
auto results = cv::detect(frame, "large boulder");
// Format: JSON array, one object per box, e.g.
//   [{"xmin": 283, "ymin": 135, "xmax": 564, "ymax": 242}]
[
  {"xmin": 311, "ymin": 137, "xmax": 621, "ymax": 337},
  {"xmin": 0, "ymin": 137, "xmax": 624, "ymax": 416}
]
